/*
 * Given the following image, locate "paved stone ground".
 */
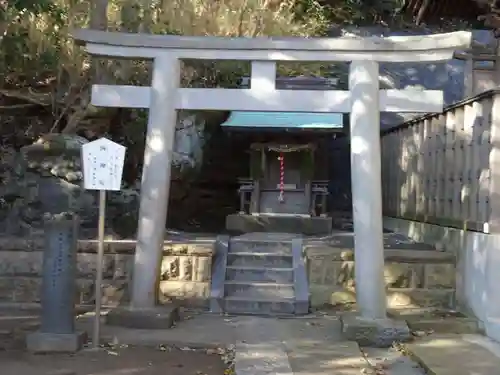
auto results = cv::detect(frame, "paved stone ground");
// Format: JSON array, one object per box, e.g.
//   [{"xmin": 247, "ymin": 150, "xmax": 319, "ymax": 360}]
[
  {"xmin": 0, "ymin": 307, "xmax": 426, "ymax": 375},
  {"xmin": 362, "ymin": 347, "xmax": 427, "ymax": 375},
  {"xmin": 81, "ymin": 312, "xmax": 424, "ymax": 375},
  {"xmin": 407, "ymin": 334, "xmax": 500, "ymax": 375},
  {"xmin": 3, "ymin": 308, "xmax": 500, "ymax": 375},
  {"xmin": 77, "ymin": 310, "xmax": 344, "ymax": 347}
]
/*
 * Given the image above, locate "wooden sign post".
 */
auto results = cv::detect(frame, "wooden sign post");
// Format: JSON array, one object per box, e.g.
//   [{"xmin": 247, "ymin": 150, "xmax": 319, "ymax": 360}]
[{"xmin": 81, "ymin": 138, "xmax": 126, "ymax": 349}]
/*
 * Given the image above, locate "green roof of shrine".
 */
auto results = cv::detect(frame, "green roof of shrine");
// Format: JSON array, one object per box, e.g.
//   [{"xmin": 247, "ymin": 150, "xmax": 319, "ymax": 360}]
[{"xmin": 221, "ymin": 111, "xmax": 343, "ymax": 129}]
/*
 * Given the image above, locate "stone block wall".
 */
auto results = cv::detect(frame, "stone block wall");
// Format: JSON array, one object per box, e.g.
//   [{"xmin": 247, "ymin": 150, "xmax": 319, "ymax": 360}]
[
  {"xmin": 305, "ymin": 244, "xmax": 456, "ymax": 309},
  {"xmin": 0, "ymin": 236, "xmax": 215, "ymax": 308}
]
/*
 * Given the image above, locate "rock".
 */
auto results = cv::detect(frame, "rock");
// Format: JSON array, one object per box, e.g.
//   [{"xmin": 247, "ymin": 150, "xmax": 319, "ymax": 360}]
[
  {"xmin": 0, "ymin": 112, "xmax": 214, "ymax": 236},
  {"xmin": 0, "ymin": 134, "xmax": 139, "ymax": 236},
  {"xmin": 0, "ymin": 111, "xmax": 252, "ymax": 235},
  {"xmin": 22, "ymin": 133, "xmax": 88, "ymax": 157}
]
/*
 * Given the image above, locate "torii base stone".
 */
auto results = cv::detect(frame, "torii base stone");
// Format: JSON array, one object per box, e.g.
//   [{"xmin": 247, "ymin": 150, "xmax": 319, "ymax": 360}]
[
  {"xmin": 341, "ymin": 313, "xmax": 411, "ymax": 347},
  {"xmin": 105, "ymin": 305, "xmax": 180, "ymax": 330}
]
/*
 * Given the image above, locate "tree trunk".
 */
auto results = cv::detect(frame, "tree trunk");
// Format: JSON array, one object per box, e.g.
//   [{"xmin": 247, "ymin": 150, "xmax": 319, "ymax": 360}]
[
  {"xmin": 90, "ymin": 0, "xmax": 109, "ymax": 83},
  {"xmin": 60, "ymin": 0, "xmax": 110, "ymax": 134},
  {"xmin": 140, "ymin": 0, "xmax": 153, "ymax": 33},
  {"xmin": 0, "ymin": 1, "xmax": 10, "ymax": 45}
]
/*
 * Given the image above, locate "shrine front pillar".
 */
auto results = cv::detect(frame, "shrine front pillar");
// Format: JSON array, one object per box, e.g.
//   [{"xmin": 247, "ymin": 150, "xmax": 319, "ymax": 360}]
[
  {"xmin": 131, "ymin": 54, "xmax": 180, "ymax": 309},
  {"xmin": 349, "ymin": 60, "xmax": 387, "ymax": 320}
]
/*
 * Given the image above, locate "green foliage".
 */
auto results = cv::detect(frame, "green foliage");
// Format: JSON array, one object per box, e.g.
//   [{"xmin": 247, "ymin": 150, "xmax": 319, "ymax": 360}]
[
  {"xmin": 9, "ymin": 0, "xmax": 52, "ymax": 12},
  {"xmin": 0, "ymin": 0, "xmax": 68, "ymax": 85},
  {"xmin": 293, "ymin": 0, "xmax": 331, "ymax": 33},
  {"xmin": 2, "ymin": 0, "xmax": 65, "ymax": 26}
]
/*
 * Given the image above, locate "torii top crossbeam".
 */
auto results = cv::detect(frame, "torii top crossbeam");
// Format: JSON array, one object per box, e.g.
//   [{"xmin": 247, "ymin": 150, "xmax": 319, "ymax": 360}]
[
  {"xmin": 73, "ymin": 29, "xmax": 471, "ymax": 62},
  {"xmin": 73, "ymin": 30, "xmax": 471, "ymax": 114}
]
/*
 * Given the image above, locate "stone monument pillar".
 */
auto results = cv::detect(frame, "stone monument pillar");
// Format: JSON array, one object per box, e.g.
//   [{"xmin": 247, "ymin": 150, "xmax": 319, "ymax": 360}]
[{"xmin": 26, "ymin": 213, "xmax": 87, "ymax": 353}]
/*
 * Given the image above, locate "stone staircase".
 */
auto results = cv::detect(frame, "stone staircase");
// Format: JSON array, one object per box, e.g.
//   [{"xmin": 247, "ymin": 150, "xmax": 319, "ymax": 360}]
[
  {"xmin": 211, "ymin": 233, "xmax": 309, "ymax": 315},
  {"xmin": 210, "ymin": 228, "xmax": 459, "ymax": 315}
]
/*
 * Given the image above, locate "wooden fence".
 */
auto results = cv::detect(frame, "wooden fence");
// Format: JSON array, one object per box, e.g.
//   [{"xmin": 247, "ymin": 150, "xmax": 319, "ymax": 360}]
[{"xmin": 381, "ymin": 89, "xmax": 500, "ymax": 233}]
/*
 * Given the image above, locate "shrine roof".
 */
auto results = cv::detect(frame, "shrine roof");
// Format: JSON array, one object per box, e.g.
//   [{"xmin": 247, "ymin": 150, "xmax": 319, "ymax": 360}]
[{"xmin": 221, "ymin": 111, "xmax": 343, "ymax": 129}]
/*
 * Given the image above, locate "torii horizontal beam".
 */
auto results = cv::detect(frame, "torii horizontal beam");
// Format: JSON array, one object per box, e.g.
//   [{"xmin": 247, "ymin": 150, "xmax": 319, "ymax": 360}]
[{"xmin": 91, "ymin": 84, "xmax": 444, "ymax": 113}]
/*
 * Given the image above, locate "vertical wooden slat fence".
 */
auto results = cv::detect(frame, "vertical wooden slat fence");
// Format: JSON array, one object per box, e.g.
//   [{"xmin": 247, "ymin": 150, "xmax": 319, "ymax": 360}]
[{"xmin": 381, "ymin": 89, "xmax": 500, "ymax": 233}]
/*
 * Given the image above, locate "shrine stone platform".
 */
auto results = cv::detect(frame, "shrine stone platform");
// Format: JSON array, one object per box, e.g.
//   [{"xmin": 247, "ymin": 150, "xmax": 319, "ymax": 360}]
[{"xmin": 225, "ymin": 214, "xmax": 332, "ymax": 235}]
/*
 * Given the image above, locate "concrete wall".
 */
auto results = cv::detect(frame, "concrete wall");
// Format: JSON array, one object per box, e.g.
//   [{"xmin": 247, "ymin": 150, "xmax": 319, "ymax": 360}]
[
  {"xmin": 383, "ymin": 216, "xmax": 500, "ymax": 342},
  {"xmin": 0, "ymin": 237, "xmax": 214, "ymax": 308}
]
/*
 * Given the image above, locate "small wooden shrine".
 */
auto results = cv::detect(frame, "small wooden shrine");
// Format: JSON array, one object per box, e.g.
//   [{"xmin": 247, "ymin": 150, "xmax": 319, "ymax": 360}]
[
  {"xmin": 222, "ymin": 107, "xmax": 344, "ymax": 235},
  {"xmin": 239, "ymin": 142, "xmax": 328, "ymax": 217}
]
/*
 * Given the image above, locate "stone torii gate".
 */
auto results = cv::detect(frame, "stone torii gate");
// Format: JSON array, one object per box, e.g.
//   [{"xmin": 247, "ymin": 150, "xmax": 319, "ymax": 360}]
[{"xmin": 73, "ymin": 30, "xmax": 471, "ymax": 325}]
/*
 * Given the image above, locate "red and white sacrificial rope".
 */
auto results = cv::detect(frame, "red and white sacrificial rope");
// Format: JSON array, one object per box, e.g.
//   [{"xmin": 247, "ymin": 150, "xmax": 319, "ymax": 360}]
[
  {"xmin": 278, "ymin": 152, "xmax": 285, "ymax": 202},
  {"xmin": 268, "ymin": 144, "xmax": 310, "ymax": 203}
]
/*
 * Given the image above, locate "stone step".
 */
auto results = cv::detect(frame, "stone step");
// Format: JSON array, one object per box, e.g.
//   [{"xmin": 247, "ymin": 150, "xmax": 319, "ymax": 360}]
[
  {"xmin": 225, "ymin": 266, "xmax": 294, "ymax": 283},
  {"xmin": 388, "ymin": 308, "xmax": 481, "ymax": 335},
  {"xmin": 224, "ymin": 296, "xmax": 296, "ymax": 315},
  {"xmin": 229, "ymin": 240, "xmax": 293, "ymax": 255},
  {"xmin": 232, "ymin": 233, "xmax": 298, "ymax": 242},
  {"xmin": 226, "ymin": 252, "xmax": 293, "ymax": 268},
  {"xmin": 235, "ymin": 343, "xmax": 293, "ymax": 375},
  {"xmin": 224, "ymin": 281, "xmax": 295, "ymax": 299},
  {"xmin": 405, "ymin": 335, "xmax": 500, "ymax": 375}
]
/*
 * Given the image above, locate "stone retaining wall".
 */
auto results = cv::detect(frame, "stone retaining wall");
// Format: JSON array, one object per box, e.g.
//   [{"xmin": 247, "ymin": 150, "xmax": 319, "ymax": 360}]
[
  {"xmin": 382, "ymin": 216, "xmax": 500, "ymax": 342},
  {"xmin": 0, "ymin": 237, "xmax": 215, "ymax": 308},
  {"xmin": 305, "ymin": 244, "xmax": 456, "ymax": 309}
]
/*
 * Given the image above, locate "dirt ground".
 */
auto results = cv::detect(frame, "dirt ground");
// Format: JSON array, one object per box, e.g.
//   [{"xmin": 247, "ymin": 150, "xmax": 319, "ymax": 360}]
[
  {"xmin": 0, "ymin": 308, "xmax": 231, "ymax": 375},
  {"xmin": 1, "ymin": 345, "xmax": 228, "ymax": 375}
]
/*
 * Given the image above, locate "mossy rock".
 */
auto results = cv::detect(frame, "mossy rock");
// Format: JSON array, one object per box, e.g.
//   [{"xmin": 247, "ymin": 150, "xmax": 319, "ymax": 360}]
[{"xmin": 21, "ymin": 134, "xmax": 89, "ymax": 159}]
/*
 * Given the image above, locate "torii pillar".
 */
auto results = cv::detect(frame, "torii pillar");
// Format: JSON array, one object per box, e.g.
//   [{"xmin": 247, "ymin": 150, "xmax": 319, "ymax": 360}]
[{"xmin": 349, "ymin": 60, "xmax": 387, "ymax": 320}]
